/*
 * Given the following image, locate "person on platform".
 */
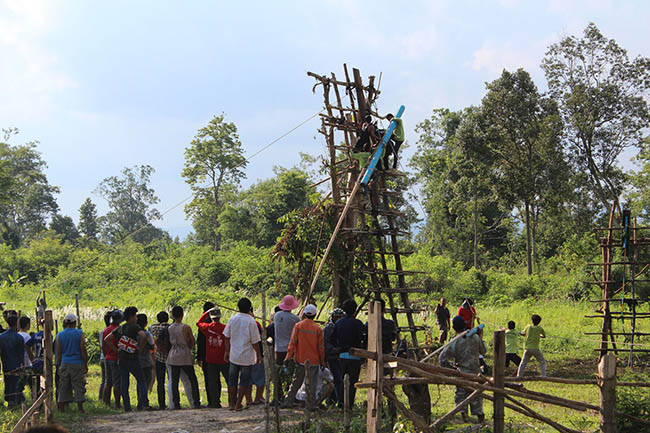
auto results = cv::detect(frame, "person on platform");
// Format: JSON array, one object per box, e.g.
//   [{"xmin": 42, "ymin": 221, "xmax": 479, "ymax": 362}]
[
  {"xmin": 382, "ymin": 113, "xmax": 405, "ymax": 170},
  {"xmin": 55, "ymin": 314, "xmax": 88, "ymax": 413},
  {"xmin": 439, "ymin": 316, "xmax": 486, "ymax": 424},
  {"xmin": 196, "ymin": 307, "xmax": 229, "ymax": 408}
]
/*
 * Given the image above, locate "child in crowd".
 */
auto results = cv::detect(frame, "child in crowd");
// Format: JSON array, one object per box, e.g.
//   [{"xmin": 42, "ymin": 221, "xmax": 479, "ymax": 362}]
[
  {"xmin": 504, "ymin": 321, "xmax": 521, "ymax": 369},
  {"xmin": 516, "ymin": 314, "xmax": 546, "ymax": 378}
]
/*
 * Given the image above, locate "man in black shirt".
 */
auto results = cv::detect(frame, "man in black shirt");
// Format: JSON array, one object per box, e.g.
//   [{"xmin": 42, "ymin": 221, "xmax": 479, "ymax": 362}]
[
  {"xmin": 108, "ymin": 306, "xmax": 150, "ymax": 412},
  {"xmin": 330, "ymin": 299, "xmax": 366, "ymax": 409}
]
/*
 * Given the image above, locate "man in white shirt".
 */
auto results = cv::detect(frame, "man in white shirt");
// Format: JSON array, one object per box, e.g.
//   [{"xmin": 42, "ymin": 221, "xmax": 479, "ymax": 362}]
[{"xmin": 224, "ymin": 297, "xmax": 262, "ymax": 411}]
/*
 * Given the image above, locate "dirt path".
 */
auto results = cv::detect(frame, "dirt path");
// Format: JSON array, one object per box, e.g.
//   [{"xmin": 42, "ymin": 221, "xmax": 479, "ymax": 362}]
[{"xmin": 78, "ymin": 405, "xmax": 284, "ymax": 433}]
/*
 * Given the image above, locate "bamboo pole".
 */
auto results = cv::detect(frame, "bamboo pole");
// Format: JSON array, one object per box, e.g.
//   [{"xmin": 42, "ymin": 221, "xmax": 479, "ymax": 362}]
[
  {"xmin": 430, "ymin": 389, "xmax": 483, "ymax": 430},
  {"xmin": 10, "ymin": 392, "xmax": 47, "ymax": 433},
  {"xmin": 343, "ymin": 374, "xmax": 350, "ymax": 433},
  {"xmin": 420, "ymin": 328, "xmax": 472, "ymax": 362},
  {"xmin": 383, "ymin": 385, "xmax": 434, "ymax": 433},
  {"xmin": 493, "ymin": 330, "xmax": 506, "ymax": 433},
  {"xmin": 43, "ymin": 310, "xmax": 54, "ymax": 423},
  {"xmin": 366, "ymin": 301, "xmax": 382, "ymax": 433}
]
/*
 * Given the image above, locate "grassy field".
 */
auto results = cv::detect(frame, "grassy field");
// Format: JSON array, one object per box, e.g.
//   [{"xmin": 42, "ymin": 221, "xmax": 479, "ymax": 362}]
[{"xmin": 1, "ymin": 298, "xmax": 649, "ymax": 432}]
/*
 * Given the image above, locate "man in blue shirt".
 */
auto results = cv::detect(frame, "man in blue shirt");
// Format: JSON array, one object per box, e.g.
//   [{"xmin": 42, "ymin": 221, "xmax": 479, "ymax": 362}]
[
  {"xmin": 55, "ymin": 313, "xmax": 88, "ymax": 413},
  {"xmin": 329, "ymin": 299, "xmax": 366, "ymax": 409},
  {"xmin": 0, "ymin": 314, "xmax": 25, "ymax": 407}
]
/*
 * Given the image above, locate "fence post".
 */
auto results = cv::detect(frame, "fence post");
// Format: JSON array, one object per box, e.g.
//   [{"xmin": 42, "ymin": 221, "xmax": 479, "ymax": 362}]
[
  {"xmin": 493, "ymin": 330, "xmax": 505, "ymax": 433},
  {"xmin": 366, "ymin": 300, "xmax": 383, "ymax": 433},
  {"xmin": 344, "ymin": 373, "xmax": 350, "ymax": 433},
  {"xmin": 598, "ymin": 354, "xmax": 616, "ymax": 433},
  {"xmin": 44, "ymin": 309, "xmax": 54, "ymax": 423}
]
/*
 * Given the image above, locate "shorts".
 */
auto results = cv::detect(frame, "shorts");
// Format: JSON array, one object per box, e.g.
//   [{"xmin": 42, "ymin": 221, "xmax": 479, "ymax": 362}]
[
  {"xmin": 228, "ymin": 363, "xmax": 252, "ymax": 388},
  {"xmin": 58, "ymin": 363, "xmax": 86, "ymax": 403},
  {"xmin": 251, "ymin": 362, "xmax": 266, "ymax": 387},
  {"xmin": 105, "ymin": 359, "xmax": 121, "ymax": 390}
]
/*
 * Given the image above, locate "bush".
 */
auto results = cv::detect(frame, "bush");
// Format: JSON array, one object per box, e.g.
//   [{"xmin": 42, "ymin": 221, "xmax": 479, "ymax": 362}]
[{"xmin": 617, "ymin": 386, "xmax": 650, "ymax": 432}]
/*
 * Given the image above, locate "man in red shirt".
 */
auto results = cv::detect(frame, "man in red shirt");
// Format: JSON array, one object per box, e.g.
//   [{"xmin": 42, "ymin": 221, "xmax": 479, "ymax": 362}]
[
  {"xmin": 196, "ymin": 307, "xmax": 228, "ymax": 408},
  {"xmin": 282, "ymin": 304, "xmax": 325, "ymax": 409},
  {"xmin": 457, "ymin": 298, "xmax": 479, "ymax": 330},
  {"xmin": 101, "ymin": 310, "xmax": 122, "ymax": 408}
]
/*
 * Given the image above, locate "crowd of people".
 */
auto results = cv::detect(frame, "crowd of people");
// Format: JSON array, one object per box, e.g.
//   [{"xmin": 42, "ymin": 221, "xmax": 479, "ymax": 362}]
[{"xmin": 0, "ymin": 294, "xmax": 547, "ymax": 426}]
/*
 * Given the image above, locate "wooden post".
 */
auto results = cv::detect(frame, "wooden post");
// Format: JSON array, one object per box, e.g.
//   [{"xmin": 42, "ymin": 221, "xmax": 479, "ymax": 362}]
[
  {"xmin": 344, "ymin": 373, "xmax": 350, "ymax": 433},
  {"xmin": 493, "ymin": 330, "xmax": 506, "ymax": 433},
  {"xmin": 262, "ymin": 292, "xmax": 270, "ymax": 433},
  {"xmin": 366, "ymin": 301, "xmax": 383, "ymax": 433},
  {"xmin": 304, "ymin": 359, "xmax": 311, "ymax": 431},
  {"xmin": 598, "ymin": 354, "xmax": 616, "ymax": 433},
  {"xmin": 75, "ymin": 294, "xmax": 81, "ymax": 329},
  {"xmin": 43, "ymin": 309, "xmax": 54, "ymax": 423}
]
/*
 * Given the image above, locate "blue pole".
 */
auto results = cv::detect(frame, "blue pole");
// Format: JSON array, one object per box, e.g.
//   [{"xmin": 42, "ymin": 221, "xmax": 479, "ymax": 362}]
[
  {"xmin": 464, "ymin": 323, "xmax": 485, "ymax": 339},
  {"xmin": 360, "ymin": 105, "xmax": 405, "ymax": 186}
]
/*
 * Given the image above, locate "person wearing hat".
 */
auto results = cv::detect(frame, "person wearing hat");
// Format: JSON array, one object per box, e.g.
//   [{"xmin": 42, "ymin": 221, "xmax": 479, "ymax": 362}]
[
  {"xmin": 281, "ymin": 304, "xmax": 324, "ymax": 409},
  {"xmin": 323, "ymin": 307, "xmax": 344, "ymax": 406},
  {"xmin": 55, "ymin": 313, "xmax": 88, "ymax": 413},
  {"xmin": 439, "ymin": 315, "xmax": 486, "ymax": 424},
  {"xmin": 273, "ymin": 294, "xmax": 300, "ymax": 394},
  {"xmin": 196, "ymin": 306, "xmax": 229, "ymax": 408},
  {"xmin": 196, "ymin": 301, "xmax": 215, "ymax": 407}
]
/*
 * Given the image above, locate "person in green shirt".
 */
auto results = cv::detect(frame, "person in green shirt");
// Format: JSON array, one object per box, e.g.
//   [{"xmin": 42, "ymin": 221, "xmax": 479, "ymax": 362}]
[
  {"xmin": 382, "ymin": 113, "xmax": 404, "ymax": 170},
  {"xmin": 516, "ymin": 314, "xmax": 546, "ymax": 378},
  {"xmin": 504, "ymin": 321, "xmax": 521, "ymax": 369}
]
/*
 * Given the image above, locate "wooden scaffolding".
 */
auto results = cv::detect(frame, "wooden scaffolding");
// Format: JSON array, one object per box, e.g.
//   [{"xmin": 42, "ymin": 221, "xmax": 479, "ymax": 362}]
[{"xmin": 306, "ymin": 65, "xmax": 428, "ymax": 354}]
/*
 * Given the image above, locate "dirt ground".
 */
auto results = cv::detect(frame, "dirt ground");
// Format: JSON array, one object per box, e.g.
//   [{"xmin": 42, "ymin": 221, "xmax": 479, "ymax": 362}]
[{"xmin": 77, "ymin": 405, "xmax": 282, "ymax": 433}]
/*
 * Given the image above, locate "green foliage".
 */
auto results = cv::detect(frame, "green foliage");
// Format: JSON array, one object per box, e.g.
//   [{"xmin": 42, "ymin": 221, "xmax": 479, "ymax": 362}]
[
  {"xmin": 78, "ymin": 197, "xmax": 99, "ymax": 239},
  {"xmin": 617, "ymin": 386, "xmax": 650, "ymax": 432},
  {"xmin": 543, "ymin": 22, "xmax": 650, "ymax": 212},
  {"xmin": 50, "ymin": 214, "xmax": 80, "ymax": 244},
  {"xmin": 95, "ymin": 164, "xmax": 167, "ymax": 244},
  {"xmin": 183, "ymin": 113, "xmax": 247, "ymax": 250}
]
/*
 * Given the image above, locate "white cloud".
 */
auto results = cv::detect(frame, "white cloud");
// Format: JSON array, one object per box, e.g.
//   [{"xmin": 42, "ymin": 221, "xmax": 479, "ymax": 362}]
[
  {"xmin": 399, "ymin": 26, "xmax": 438, "ymax": 59},
  {"xmin": 471, "ymin": 40, "xmax": 541, "ymax": 77},
  {"xmin": 0, "ymin": 0, "xmax": 77, "ymax": 120}
]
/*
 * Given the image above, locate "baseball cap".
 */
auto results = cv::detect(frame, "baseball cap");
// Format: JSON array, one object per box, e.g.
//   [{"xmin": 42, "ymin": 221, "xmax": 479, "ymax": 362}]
[
  {"xmin": 64, "ymin": 313, "xmax": 77, "ymax": 323},
  {"xmin": 304, "ymin": 304, "xmax": 317, "ymax": 316},
  {"xmin": 209, "ymin": 308, "xmax": 222, "ymax": 319}
]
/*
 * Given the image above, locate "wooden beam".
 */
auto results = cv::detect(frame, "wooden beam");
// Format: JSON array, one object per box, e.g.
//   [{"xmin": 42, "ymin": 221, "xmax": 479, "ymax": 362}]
[
  {"xmin": 43, "ymin": 309, "xmax": 54, "ymax": 423},
  {"xmin": 493, "ymin": 330, "xmax": 506, "ymax": 433},
  {"xmin": 10, "ymin": 392, "xmax": 47, "ymax": 433}
]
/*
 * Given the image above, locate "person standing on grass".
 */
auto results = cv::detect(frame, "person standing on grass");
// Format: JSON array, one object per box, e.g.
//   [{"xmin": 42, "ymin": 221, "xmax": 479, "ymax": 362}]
[
  {"xmin": 108, "ymin": 306, "xmax": 151, "ymax": 412},
  {"xmin": 282, "ymin": 304, "xmax": 324, "ymax": 409},
  {"xmin": 55, "ymin": 314, "xmax": 88, "ymax": 413},
  {"xmin": 516, "ymin": 314, "xmax": 546, "ymax": 378},
  {"xmin": 505, "ymin": 321, "xmax": 522, "ymax": 369},
  {"xmin": 196, "ymin": 307, "xmax": 229, "ymax": 408},
  {"xmin": 249, "ymin": 306, "xmax": 266, "ymax": 405},
  {"xmin": 0, "ymin": 313, "xmax": 24, "ymax": 408},
  {"xmin": 196, "ymin": 301, "xmax": 215, "ymax": 406},
  {"xmin": 439, "ymin": 316, "xmax": 486, "ymax": 424},
  {"xmin": 149, "ymin": 311, "xmax": 170, "ymax": 409},
  {"xmin": 136, "ymin": 314, "xmax": 155, "ymax": 394},
  {"xmin": 167, "ymin": 306, "xmax": 201, "ymax": 409},
  {"xmin": 457, "ymin": 298, "xmax": 478, "ymax": 330},
  {"xmin": 102, "ymin": 310, "xmax": 122, "ymax": 408},
  {"xmin": 273, "ymin": 295, "xmax": 300, "ymax": 394},
  {"xmin": 323, "ymin": 308, "xmax": 344, "ymax": 406},
  {"xmin": 98, "ymin": 311, "xmax": 112, "ymax": 401},
  {"xmin": 434, "ymin": 298, "xmax": 451, "ymax": 344},
  {"xmin": 223, "ymin": 297, "xmax": 262, "ymax": 411},
  {"xmin": 18, "ymin": 316, "xmax": 35, "ymax": 397},
  {"xmin": 330, "ymin": 299, "xmax": 367, "ymax": 410}
]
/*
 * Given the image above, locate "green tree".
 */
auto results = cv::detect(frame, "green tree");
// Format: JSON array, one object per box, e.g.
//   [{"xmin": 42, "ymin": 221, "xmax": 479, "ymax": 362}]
[
  {"xmin": 0, "ymin": 128, "xmax": 60, "ymax": 247},
  {"xmin": 183, "ymin": 114, "xmax": 247, "ymax": 250},
  {"xmin": 78, "ymin": 197, "xmax": 99, "ymax": 239},
  {"xmin": 480, "ymin": 69, "xmax": 566, "ymax": 274},
  {"xmin": 542, "ymin": 22, "xmax": 650, "ymax": 214},
  {"xmin": 49, "ymin": 214, "xmax": 80, "ymax": 244},
  {"xmin": 95, "ymin": 165, "xmax": 167, "ymax": 244},
  {"xmin": 629, "ymin": 139, "xmax": 650, "ymax": 220}
]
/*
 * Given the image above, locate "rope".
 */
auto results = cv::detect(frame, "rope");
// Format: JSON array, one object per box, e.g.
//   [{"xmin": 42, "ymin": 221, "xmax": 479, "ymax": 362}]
[{"xmin": 37, "ymin": 109, "xmax": 324, "ymax": 296}]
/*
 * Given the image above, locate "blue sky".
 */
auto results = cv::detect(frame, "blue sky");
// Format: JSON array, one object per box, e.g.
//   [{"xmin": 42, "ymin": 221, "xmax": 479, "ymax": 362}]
[{"xmin": 1, "ymin": 0, "xmax": 648, "ymax": 238}]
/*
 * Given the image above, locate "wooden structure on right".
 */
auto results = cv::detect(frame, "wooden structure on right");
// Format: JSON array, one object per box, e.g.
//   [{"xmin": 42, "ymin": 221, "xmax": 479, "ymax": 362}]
[{"xmin": 586, "ymin": 203, "xmax": 650, "ymax": 365}]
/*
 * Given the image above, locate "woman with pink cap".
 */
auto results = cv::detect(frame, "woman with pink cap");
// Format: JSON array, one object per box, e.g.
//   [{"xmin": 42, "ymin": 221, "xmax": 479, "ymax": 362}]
[{"xmin": 273, "ymin": 294, "xmax": 300, "ymax": 394}]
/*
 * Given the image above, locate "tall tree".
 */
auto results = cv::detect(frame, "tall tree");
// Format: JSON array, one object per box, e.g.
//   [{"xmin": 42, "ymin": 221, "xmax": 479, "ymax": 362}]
[
  {"xmin": 78, "ymin": 197, "xmax": 99, "ymax": 239},
  {"xmin": 95, "ymin": 165, "xmax": 166, "ymax": 244},
  {"xmin": 0, "ymin": 128, "xmax": 59, "ymax": 247},
  {"xmin": 183, "ymin": 114, "xmax": 247, "ymax": 250},
  {"xmin": 542, "ymin": 23, "xmax": 650, "ymax": 213},
  {"xmin": 480, "ymin": 69, "xmax": 565, "ymax": 274},
  {"xmin": 50, "ymin": 214, "xmax": 80, "ymax": 244}
]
